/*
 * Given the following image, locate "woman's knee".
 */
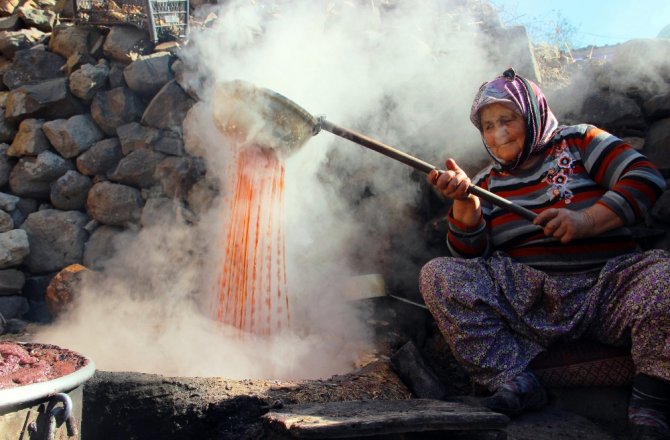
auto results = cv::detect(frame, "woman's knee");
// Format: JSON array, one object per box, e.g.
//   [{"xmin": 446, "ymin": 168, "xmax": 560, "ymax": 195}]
[
  {"xmin": 419, "ymin": 256, "xmax": 463, "ymax": 285},
  {"xmin": 419, "ymin": 256, "xmax": 488, "ymax": 300}
]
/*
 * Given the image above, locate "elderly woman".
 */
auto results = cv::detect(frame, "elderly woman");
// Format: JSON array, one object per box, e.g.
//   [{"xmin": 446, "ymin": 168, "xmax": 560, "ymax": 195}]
[{"xmin": 420, "ymin": 68, "xmax": 670, "ymax": 440}]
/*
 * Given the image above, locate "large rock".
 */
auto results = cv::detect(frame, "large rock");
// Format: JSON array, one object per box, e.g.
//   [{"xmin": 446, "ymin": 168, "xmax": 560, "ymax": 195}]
[
  {"xmin": 0, "ymin": 268, "xmax": 24, "ymax": 295},
  {"xmin": 64, "ymin": 51, "xmax": 97, "ymax": 76},
  {"xmin": 643, "ymin": 91, "xmax": 670, "ymax": 121},
  {"xmin": 123, "ymin": 52, "xmax": 174, "ymax": 97},
  {"xmin": 50, "ymin": 170, "xmax": 92, "ymax": 210},
  {"xmin": 0, "ymin": 59, "xmax": 11, "ymax": 88},
  {"xmin": 5, "ymin": 77, "xmax": 86, "ymax": 120},
  {"xmin": 0, "ymin": 15, "xmax": 21, "ymax": 32},
  {"xmin": 0, "ymin": 191, "xmax": 19, "ymax": 212},
  {"xmin": 181, "ymin": 101, "xmax": 210, "ymax": 158},
  {"xmin": 16, "ymin": 6, "xmax": 57, "ymax": 32},
  {"xmin": 140, "ymin": 196, "xmax": 183, "ymax": 227},
  {"xmin": 116, "ymin": 121, "xmax": 158, "ymax": 155},
  {"xmin": 7, "ymin": 118, "xmax": 50, "ymax": 157},
  {"xmin": 45, "ymin": 263, "xmax": 87, "ymax": 316},
  {"xmin": 21, "ymin": 209, "xmax": 88, "ymax": 274},
  {"xmin": 76, "ymin": 137, "xmax": 123, "ymax": 176},
  {"xmin": 90, "ymin": 86, "xmax": 145, "ymax": 135},
  {"xmin": 9, "ymin": 150, "xmax": 74, "ymax": 198},
  {"xmin": 644, "ymin": 118, "xmax": 670, "ymax": 174},
  {"xmin": 141, "ymin": 80, "xmax": 195, "ymax": 134},
  {"xmin": 22, "ymin": 273, "xmax": 53, "ymax": 303},
  {"xmin": 0, "ymin": 295, "xmax": 28, "ymax": 319},
  {"xmin": 0, "ymin": 0, "xmax": 20, "ymax": 16},
  {"xmin": 102, "ymin": 25, "xmax": 153, "ymax": 64},
  {"xmin": 0, "ymin": 28, "xmax": 47, "ymax": 59},
  {"xmin": 108, "ymin": 61, "xmax": 126, "ymax": 88},
  {"xmin": 172, "ymin": 58, "xmax": 207, "ymax": 101},
  {"xmin": 42, "ymin": 114, "xmax": 105, "ymax": 158},
  {"xmin": 0, "ymin": 143, "xmax": 12, "ymax": 187},
  {"xmin": 154, "ymin": 156, "xmax": 205, "ymax": 198},
  {"xmin": 8, "ymin": 196, "xmax": 36, "ymax": 227},
  {"xmin": 69, "ymin": 61, "xmax": 110, "ymax": 100},
  {"xmin": 580, "ymin": 91, "xmax": 646, "ymax": 136},
  {"xmin": 0, "ymin": 209, "xmax": 12, "ymax": 232},
  {"xmin": 597, "ymin": 39, "xmax": 670, "ymax": 100},
  {"xmin": 49, "ymin": 25, "xmax": 105, "ymax": 59},
  {"xmin": 152, "ymin": 131, "xmax": 184, "ymax": 156},
  {"xmin": 0, "ymin": 228, "xmax": 28, "ymax": 268},
  {"xmin": 108, "ymin": 148, "xmax": 166, "ymax": 188},
  {"xmin": 86, "ymin": 181, "xmax": 143, "ymax": 226},
  {"xmin": 186, "ymin": 177, "xmax": 219, "ymax": 216},
  {"xmin": 0, "ymin": 107, "xmax": 16, "ymax": 142},
  {"xmin": 2, "ymin": 49, "xmax": 65, "ymax": 89},
  {"xmin": 623, "ymin": 136, "xmax": 645, "ymax": 151},
  {"xmin": 83, "ymin": 224, "xmax": 123, "ymax": 269}
]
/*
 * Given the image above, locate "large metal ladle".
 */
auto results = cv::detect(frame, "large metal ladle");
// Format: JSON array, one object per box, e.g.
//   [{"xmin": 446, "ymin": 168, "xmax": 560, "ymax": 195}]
[{"xmin": 213, "ymin": 80, "xmax": 538, "ymax": 222}]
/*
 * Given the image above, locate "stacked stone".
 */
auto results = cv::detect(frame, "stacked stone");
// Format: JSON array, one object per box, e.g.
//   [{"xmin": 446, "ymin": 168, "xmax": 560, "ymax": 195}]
[{"xmin": 0, "ymin": 11, "xmax": 214, "ymax": 328}]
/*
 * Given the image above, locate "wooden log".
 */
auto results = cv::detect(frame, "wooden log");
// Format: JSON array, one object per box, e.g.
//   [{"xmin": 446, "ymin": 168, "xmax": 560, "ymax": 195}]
[{"xmin": 264, "ymin": 399, "xmax": 509, "ymax": 438}]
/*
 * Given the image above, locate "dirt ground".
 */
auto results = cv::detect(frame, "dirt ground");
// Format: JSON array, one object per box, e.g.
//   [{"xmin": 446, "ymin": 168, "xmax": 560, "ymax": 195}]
[{"xmin": 2, "ymin": 301, "xmax": 634, "ymax": 439}]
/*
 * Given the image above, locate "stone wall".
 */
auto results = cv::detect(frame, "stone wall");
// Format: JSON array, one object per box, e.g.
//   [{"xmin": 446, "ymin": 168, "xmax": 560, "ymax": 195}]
[{"xmin": 0, "ymin": 2, "xmax": 214, "ymax": 329}]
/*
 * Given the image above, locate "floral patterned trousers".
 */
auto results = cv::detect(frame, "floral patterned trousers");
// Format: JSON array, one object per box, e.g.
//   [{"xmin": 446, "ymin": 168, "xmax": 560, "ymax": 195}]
[{"xmin": 419, "ymin": 249, "xmax": 670, "ymax": 390}]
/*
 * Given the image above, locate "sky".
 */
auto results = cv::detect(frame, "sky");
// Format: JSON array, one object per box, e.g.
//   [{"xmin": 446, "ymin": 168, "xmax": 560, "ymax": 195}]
[{"xmin": 490, "ymin": 0, "xmax": 670, "ymax": 49}]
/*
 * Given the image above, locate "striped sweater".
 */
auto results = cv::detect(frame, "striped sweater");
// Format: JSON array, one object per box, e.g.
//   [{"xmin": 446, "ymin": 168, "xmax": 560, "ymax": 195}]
[{"xmin": 447, "ymin": 124, "xmax": 667, "ymax": 272}]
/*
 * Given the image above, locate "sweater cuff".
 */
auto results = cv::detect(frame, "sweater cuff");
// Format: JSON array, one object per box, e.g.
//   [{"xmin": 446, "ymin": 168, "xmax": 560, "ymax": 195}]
[
  {"xmin": 597, "ymin": 190, "xmax": 636, "ymax": 225},
  {"xmin": 447, "ymin": 208, "xmax": 486, "ymax": 236}
]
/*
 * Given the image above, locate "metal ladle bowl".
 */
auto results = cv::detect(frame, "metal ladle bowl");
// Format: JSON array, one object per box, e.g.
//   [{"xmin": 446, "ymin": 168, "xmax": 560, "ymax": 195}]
[{"xmin": 212, "ymin": 80, "xmax": 318, "ymax": 158}]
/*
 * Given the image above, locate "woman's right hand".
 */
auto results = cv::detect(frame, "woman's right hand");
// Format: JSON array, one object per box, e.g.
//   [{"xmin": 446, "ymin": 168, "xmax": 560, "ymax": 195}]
[
  {"xmin": 429, "ymin": 158, "xmax": 482, "ymax": 227},
  {"xmin": 428, "ymin": 158, "xmax": 473, "ymax": 201}
]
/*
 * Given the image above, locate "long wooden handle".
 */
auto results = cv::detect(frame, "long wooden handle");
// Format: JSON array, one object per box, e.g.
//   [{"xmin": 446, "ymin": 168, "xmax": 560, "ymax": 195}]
[{"xmin": 318, "ymin": 119, "xmax": 538, "ymax": 222}]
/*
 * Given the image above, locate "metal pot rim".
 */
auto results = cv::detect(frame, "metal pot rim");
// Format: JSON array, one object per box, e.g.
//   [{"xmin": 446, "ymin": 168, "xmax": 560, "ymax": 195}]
[{"xmin": 0, "ymin": 343, "xmax": 95, "ymax": 411}]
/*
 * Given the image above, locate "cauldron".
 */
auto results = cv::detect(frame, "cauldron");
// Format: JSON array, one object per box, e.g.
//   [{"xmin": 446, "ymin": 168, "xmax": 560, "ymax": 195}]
[{"xmin": 0, "ymin": 343, "xmax": 95, "ymax": 440}]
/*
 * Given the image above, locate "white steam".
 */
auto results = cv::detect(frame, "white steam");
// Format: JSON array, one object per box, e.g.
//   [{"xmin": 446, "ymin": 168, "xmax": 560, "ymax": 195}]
[{"xmin": 35, "ymin": 0, "xmax": 500, "ymax": 379}]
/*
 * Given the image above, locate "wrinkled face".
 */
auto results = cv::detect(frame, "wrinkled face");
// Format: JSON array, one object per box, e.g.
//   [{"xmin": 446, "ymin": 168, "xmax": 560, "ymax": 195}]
[{"xmin": 480, "ymin": 103, "xmax": 526, "ymax": 164}]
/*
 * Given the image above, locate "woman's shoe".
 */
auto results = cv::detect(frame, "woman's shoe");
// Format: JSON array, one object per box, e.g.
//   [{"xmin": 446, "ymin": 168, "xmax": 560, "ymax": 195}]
[{"xmin": 484, "ymin": 371, "xmax": 547, "ymax": 417}]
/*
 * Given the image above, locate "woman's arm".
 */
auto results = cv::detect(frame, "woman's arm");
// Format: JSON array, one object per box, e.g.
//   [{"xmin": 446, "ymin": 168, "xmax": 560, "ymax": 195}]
[
  {"xmin": 429, "ymin": 159, "xmax": 490, "ymax": 258},
  {"xmin": 452, "ymin": 195, "xmax": 482, "ymax": 227},
  {"xmin": 534, "ymin": 125, "xmax": 665, "ymax": 244},
  {"xmin": 582, "ymin": 126, "xmax": 665, "ymax": 224}
]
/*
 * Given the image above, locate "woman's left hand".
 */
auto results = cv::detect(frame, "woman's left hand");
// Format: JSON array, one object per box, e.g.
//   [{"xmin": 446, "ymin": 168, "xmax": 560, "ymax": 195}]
[{"xmin": 533, "ymin": 208, "xmax": 596, "ymax": 244}]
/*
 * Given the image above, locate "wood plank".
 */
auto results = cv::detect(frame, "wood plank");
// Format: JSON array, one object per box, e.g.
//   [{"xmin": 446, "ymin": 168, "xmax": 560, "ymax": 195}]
[{"xmin": 263, "ymin": 399, "xmax": 509, "ymax": 438}]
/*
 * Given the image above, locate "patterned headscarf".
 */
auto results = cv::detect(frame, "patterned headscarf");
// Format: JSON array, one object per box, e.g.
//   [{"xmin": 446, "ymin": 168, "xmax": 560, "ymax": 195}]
[{"xmin": 470, "ymin": 68, "xmax": 559, "ymax": 170}]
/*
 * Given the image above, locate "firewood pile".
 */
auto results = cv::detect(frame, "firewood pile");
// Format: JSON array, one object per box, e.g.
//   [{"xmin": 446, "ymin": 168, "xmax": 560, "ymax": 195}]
[
  {"xmin": 75, "ymin": 0, "xmax": 147, "ymax": 25},
  {"xmin": 73, "ymin": 0, "xmax": 187, "ymax": 42}
]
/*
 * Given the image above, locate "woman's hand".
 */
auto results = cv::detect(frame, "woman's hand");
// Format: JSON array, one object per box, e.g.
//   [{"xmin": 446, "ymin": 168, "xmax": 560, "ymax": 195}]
[
  {"xmin": 428, "ymin": 158, "xmax": 481, "ymax": 227},
  {"xmin": 534, "ymin": 204, "xmax": 625, "ymax": 244},
  {"xmin": 533, "ymin": 208, "xmax": 596, "ymax": 244},
  {"xmin": 428, "ymin": 158, "xmax": 472, "ymax": 201}
]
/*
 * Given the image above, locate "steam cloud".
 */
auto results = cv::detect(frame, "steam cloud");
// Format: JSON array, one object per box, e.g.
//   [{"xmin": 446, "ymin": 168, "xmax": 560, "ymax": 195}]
[{"xmin": 36, "ymin": 0, "xmax": 500, "ymax": 379}]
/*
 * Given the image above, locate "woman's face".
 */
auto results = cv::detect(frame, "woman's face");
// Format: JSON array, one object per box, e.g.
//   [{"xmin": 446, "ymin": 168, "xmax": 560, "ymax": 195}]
[{"xmin": 480, "ymin": 103, "xmax": 526, "ymax": 164}]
